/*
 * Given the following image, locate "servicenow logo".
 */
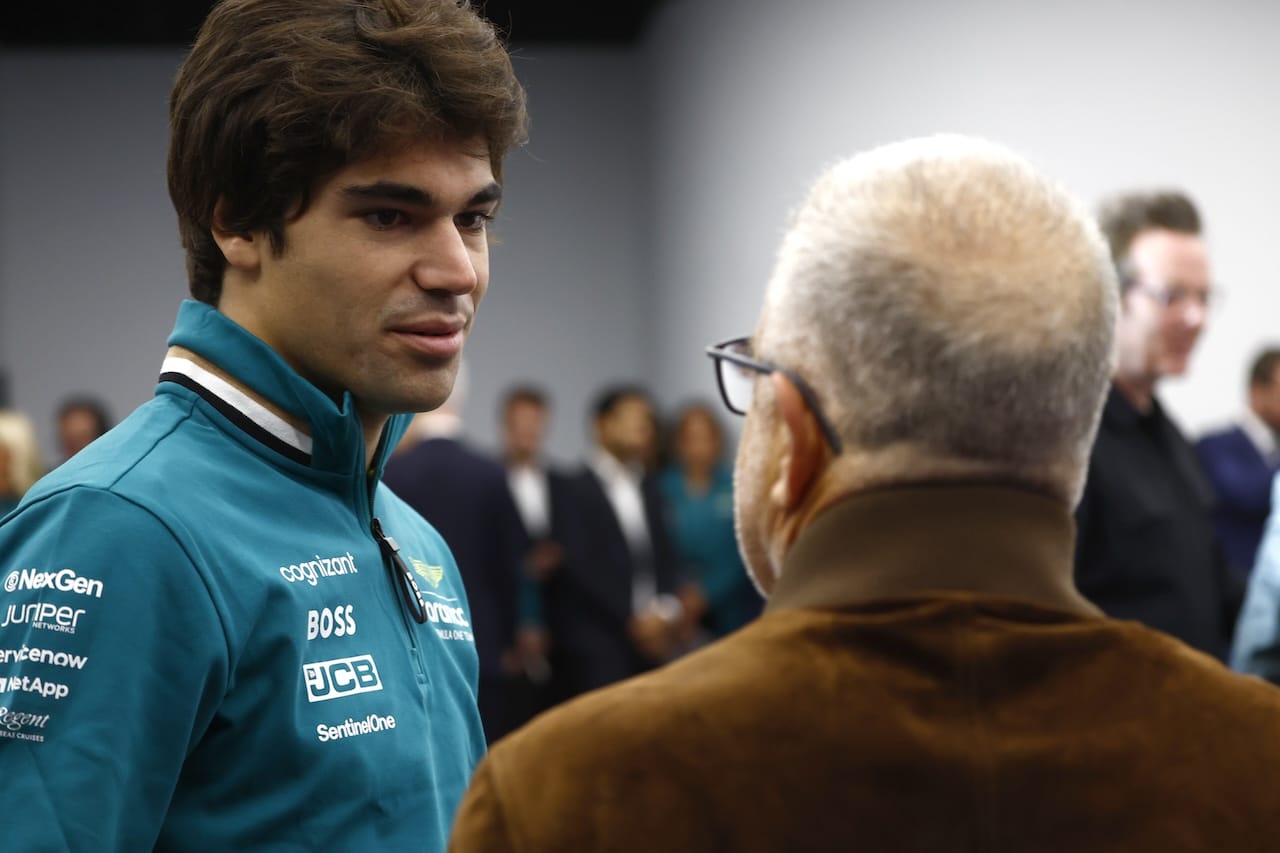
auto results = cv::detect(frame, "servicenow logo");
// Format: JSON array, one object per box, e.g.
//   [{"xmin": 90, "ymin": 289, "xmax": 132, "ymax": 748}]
[
  {"xmin": 0, "ymin": 646, "xmax": 88, "ymax": 670},
  {"xmin": 5, "ymin": 568, "xmax": 103, "ymax": 599},
  {"xmin": 279, "ymin": 553, "xmax": 359, "ymax": 587}
]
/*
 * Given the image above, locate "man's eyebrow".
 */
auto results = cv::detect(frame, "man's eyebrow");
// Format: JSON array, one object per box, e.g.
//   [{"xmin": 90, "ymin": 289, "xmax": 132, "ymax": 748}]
[{"xmin": 338, "ymin": 180, "xmax": 503, "ymax": 208}]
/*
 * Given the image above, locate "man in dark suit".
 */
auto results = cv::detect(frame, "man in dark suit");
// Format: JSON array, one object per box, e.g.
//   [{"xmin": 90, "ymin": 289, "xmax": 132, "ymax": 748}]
[
  {"xmin": 1073, "ymin": 189, "xmax": 1241, "ymax": 660},
  {"xmin": 384, "ymin": 380, "xmax": 529, "ymax": 744},
  {"xmin": 450, "ymin": 136, "xmax": 1280, "ymax": 851},
  {"xmin": 544, "ymin": 385, "xmax": 688, "ymax": 699},
  {"xmin": 496, "ymin": 384, "xmax": 576, "ymax": 721},
  {"xmin": 1195, "ymin": 347, "xmax": 1280, "ymax": 576}
]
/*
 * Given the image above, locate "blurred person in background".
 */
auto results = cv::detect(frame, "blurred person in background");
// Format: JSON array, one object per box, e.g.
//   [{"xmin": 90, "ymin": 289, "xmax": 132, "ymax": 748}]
[
  {"xmin": 659, "ymin": 401, "xmax": 761, "ymax": 641},
  {"xmin": 451, "ymin": 134, "xmax": 1280, "ymax": 852},
  {"xmin": 543, "ymin": 385, "xmax": 689, "ymax": 700},
  {"xmin": 1195, "ymin": 346, "xmax": 1280, "ymax": 576},
  {"xmin": 0, "ymin": 437, "xmax": 18, "ymax": 515},
  {"xmin": 54, "ymin": 394, "xmax": 112, "ymax": 464},
  {"xmin": 0, "ymin": 409, "xmax": 44, "ymax": 501},
  {"xmin": 1073, "ymin": 189, "xmax": 1240, "ymax": 660},
  {"xmin": 498, "ymin": 384, "xmax": 578, "ymax": 720}
]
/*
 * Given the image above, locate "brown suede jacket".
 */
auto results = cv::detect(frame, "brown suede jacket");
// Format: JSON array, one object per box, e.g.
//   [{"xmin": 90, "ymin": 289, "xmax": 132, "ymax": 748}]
[{"xmin": 450, "ymin": 484, "xmax": 1280, "ymax": 852}]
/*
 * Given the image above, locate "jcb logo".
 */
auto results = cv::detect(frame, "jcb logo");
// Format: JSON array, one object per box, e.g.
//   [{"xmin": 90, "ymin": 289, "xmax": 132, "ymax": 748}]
[{"xmin": 302, "ymin": 654, "xmax": 382, "ymax": 704}]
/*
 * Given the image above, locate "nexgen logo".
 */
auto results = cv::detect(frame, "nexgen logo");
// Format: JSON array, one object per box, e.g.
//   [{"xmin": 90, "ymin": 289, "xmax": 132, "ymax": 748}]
[
  {"xmin": 302, "ymin": 655, "xmax": 382, "ymax": 704},
  {"xmin": 5, "ymin": 568, "xmax": 103, "ymax": 598}
]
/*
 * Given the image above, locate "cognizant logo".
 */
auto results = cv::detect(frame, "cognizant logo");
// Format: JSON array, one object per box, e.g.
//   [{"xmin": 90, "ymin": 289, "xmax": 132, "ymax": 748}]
[
  {"xmin": 279, "ymin": 553, "xmax": 359, "ymax": 587},
  {"xmin": 302, "ymin": 654, "xmax": 382, "ymax": 703},
  {"xmin": 5, "ymin": 568, "xmax": 104, "ymax": 598}
]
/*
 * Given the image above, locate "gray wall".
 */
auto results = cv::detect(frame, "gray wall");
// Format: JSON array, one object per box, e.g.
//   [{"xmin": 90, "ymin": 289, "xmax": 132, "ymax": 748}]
[
  {"xmin": 0, "ymin": 47, "xmax": 651, "ymax": 468},
  {"xmin": 4, "ymin": 0, "xmax": 1279, "ymax": 472}
]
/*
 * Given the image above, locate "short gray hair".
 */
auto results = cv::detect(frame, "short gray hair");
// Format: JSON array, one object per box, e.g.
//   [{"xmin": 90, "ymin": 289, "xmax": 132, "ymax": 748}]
[{"xmin": 759, "ymin": 134, "xmax": 1117, "ymax": 499}]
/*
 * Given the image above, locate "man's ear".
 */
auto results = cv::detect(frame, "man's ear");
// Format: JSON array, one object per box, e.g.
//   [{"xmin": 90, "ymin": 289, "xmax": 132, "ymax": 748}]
[
  {"xmin": 211, "ymin": 197, "xmax": 263, "ymax": 273},
  {"xmin": 769, "ymin": 371, "xmax": 825, "ymax": 511}
]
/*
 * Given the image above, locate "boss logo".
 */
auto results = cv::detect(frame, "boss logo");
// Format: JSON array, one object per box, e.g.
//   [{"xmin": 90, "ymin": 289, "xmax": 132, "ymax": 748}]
[
  {"xmin": 302, "ymin": 654, "xmax": 382, "ymax": 704},
  {"xmin": 307, "ymin": 605, "xmax": 356, "ymax": 641}
]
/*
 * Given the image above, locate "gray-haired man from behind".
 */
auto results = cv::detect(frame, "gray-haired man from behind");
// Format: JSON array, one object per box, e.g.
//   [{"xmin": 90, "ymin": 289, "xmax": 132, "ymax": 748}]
[{"xmin": 449, "ymin": 135, "xmax": 1280, "ymax": 852}]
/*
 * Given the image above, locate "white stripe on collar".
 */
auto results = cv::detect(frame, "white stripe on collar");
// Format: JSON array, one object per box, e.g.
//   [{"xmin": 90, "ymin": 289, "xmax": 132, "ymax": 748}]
[{"xmin": 161, "ymin": 356, "xmax": 315, "ymax": 456}]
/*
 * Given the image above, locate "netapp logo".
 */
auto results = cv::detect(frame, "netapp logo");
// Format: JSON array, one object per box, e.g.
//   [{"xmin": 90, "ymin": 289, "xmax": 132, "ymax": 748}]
[
  {"xmin": 5, "ymin": 568, "xmax": 103, "ymax": 599},
  {"xmin": 279, "ymin": 553, "xmax": 359, "ymax": 587},
  {"xmin": 302, "ymin": 654, "xmax": 382, "ymax": 703},
  {"xmin": 307, "ymin": 605, "xmax": 356, "ymax": 640},
  {"xmin": 0, "ymin": 675, "xmax": 69, "ymax": 700},
  {"xmin": 316, "ymin": 712, "xmax": 396, "ymax": 743}
]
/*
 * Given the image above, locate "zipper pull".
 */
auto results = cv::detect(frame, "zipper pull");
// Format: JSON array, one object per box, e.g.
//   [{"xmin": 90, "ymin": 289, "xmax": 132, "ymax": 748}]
[{"xmin": 372, "ymin": 517, "xmax": 429, "ymax": 624}]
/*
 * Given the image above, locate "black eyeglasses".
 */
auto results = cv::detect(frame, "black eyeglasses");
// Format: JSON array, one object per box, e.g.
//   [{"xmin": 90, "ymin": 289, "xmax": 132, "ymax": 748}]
[{"xmin": 705, "ymin": 336, "xmax": 844, "ymax": 454}]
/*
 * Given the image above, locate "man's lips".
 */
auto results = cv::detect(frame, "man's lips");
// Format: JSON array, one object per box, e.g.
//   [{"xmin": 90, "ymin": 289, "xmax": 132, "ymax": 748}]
[{"xmin": 388, "ymin": 317, "xmax": 468, "ymax": 358}]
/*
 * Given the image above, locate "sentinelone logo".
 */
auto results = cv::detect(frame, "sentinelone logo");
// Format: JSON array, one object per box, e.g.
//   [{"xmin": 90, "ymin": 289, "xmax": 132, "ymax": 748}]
[
  {"xmin": 316, "ymin": 712, "xmax": 395, "ymax": 743},
  {"xmin": 4, "ymin": 568, "xmax": 104, "ymax": 598},
  {"xmin": 302, "ymin": 654, "xmax": 382, "ymax": 703}
]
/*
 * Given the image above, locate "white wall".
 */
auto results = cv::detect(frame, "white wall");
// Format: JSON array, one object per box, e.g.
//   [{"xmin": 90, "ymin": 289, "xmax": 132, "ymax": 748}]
[{"xmin": 646, "ymin": 0, "xmax": 1280, "ymax": 438}]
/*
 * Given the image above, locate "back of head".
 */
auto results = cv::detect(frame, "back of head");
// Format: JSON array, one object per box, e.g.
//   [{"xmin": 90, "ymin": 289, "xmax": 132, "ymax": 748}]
[
  {"xmin": 759, "ymin": 134, "xmax": 1117, "ymax": 502},
  {"xmin": 1096, "ymin": 190, "xmax": 1201, "ymax": 281},
  {"xmin": 168, "ymin": 0, "xmax": 529, "ymax": 305}
]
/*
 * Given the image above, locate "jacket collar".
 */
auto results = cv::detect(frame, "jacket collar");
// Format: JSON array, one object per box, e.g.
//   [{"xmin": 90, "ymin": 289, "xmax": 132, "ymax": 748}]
[
  {"xmin": 158, "ymin": 299, "xmax": 411, "ymax": 477},
  {"xmin": 766, "ymin": 482, "xmax": 1100, "ymax": 617}
]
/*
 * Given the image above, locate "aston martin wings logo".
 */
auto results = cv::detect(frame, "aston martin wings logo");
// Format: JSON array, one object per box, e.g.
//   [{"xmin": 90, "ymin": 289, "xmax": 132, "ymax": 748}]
[{"xmin": 410, "ymin": 558, "xmax": 444, "ymax": 589}]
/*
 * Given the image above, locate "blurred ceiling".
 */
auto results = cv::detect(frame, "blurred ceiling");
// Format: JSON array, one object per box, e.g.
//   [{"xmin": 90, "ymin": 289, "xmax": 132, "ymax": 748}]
[{"xmin": 1, "ymin": 1, "xmax": 667, "ymax": 47}]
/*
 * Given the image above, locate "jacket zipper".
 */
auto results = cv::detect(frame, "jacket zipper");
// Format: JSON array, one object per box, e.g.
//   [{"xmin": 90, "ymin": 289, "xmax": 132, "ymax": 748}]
[{"xmin": 361, "ymin": 442, "xmax": 429, "ymax": 683}]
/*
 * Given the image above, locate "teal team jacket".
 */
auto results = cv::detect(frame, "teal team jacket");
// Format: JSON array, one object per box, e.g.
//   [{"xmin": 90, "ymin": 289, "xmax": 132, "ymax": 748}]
[{"xmin": 0, "ymin": 301, "xmax": 486, "ymax": 851}]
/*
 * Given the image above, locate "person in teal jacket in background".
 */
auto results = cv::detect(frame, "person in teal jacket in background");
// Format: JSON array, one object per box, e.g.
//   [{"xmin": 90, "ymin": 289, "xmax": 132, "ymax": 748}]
[
  {"xmin": 0, "ymin": 1, "xmax": 528, "ymax": 850},
  {"xmin": 660, "ymin": 402, "xmax": 763, "ymax": 640}
]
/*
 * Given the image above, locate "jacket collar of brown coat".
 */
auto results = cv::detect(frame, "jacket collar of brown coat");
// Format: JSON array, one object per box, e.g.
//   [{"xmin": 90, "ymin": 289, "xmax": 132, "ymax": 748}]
[{"xmin": 766, "ymin": 482, "xmax": 1101, "ymax": 618}]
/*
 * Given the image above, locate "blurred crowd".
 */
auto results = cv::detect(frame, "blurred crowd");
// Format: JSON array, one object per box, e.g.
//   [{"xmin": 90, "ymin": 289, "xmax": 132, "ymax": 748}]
[{"xmin": 381, "ymin": 375, "xmax": 761, "ymax": 743}]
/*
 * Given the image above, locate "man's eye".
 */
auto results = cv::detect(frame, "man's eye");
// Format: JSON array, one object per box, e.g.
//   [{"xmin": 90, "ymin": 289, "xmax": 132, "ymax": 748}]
[
  {"xmin": 457, "ymin": 212, "xmax": 495, "ymax": 233},
  {"xmin": 363, "ymin": 209, "xmax": 408, "ymax": 229}
]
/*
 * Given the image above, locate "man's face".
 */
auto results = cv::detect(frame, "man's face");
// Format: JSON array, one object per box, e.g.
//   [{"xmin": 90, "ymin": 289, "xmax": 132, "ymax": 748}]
[
  {"xmin": 1251, "ymin": 369, "xmax": 1280, "ymax": 432},
  {"xmin": 59, "ymin": 408, "xmax": 102, "ymax": 460},
  {"xmin": 229, "ymin": 139, "xmax": 500, "ymax": 422},
  {"xmin": 598, "ymin": 396, "xmax": 655, "ymax": 465},
  {"xmin": 504, "ymin": 400, "xmax": 547, "ymax": 460},
  {"xmin": 1114, "ymin": 229, "xmax": 1211, "ymax": 384}
]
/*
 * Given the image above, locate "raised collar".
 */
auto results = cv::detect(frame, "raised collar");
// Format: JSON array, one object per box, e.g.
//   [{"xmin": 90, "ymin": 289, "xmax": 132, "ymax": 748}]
[
  {"xmin": 1102, "ymin": 384, "xmax": 1166, "ymax": 431},
  {"xmin": 590, "ymin": 447, "xmax": 643, "ymax": 486},
  {"xmin": 159, "ymin": 299, "xmax": 410, "ymax": 477},
  {"xmin": 766, "ymin": 483, "xmax": 1099, "ymax": 617}
]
